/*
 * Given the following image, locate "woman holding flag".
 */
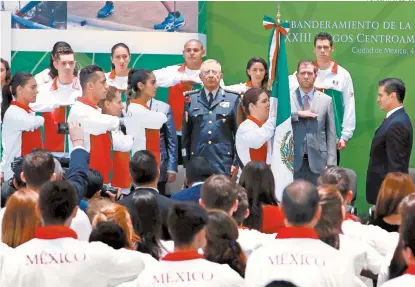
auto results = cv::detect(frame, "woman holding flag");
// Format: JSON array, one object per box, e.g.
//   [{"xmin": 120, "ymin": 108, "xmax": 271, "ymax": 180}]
[{"xmin": 235, "ymin": 88, "xmax": 276, "ymax": 175}]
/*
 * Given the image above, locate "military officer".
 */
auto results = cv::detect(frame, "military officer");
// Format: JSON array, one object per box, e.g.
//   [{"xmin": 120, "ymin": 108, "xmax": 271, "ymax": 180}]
[{"xmin": 182, "ymin": 59, "xmax": 240, "ymax": 176}]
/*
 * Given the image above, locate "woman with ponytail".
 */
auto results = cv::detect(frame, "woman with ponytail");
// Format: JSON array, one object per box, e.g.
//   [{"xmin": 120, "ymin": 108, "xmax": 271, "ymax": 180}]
[
  {"xmin": 0, "ymin": 72, "xmax": 44, "ymax": 183},
  {"xmin": 239, "ymin": 161, "xmax": 285, "ymax": 234},
  {"xmin": 235, "ymin": 88, "xmax": 276, "ymax": 173},
  {"xmin": 125, "ymin": 68, "xmax": 167, "ymax": 167},
  {"xmin": 204, "ymin": 210, "xmax": 247, "ymax": 277}
]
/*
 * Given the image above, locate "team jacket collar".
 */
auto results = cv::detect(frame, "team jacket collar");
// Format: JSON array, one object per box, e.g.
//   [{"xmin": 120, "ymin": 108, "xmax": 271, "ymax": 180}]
[
  {"xmin": 162, "ymin": 250, "xmax": 205, "ymax": 261},
  {"xmin": 10, "ymin": 101, "xmax": 32, "ymax": 113},
  {"xmin": 178, "ymin": 63, "xmax": 186, "ymax": 72},
  {"xmin": 78, "ymin": 97, "xmax": 99, "ymax": 110},
  {"xmin": 131, "ymin": 99, "xmax": 150, "ymax": 110},
  {"xmin": 314, "ymin": 60, "xmax": 338, "ymax": 74},
  {"xmin": 50, "ymin": 77, "xmax": 80, "ymax": 91},
  {"xmin": 247, "ymin": 115, "xmax": 264, "ymax": 127},
  {"xmin": 276, "ymin": 226, "xmax": 319, "ymax": 240},
  {"xmin": 35, "ymin": 225, "xmax": 78, "ymax": 240}
]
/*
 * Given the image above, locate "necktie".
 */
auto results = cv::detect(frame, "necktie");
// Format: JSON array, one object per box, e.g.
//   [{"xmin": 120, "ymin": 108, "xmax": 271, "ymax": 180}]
[
  {"xmin": 208, "ymin": 92, "xmax": 214, "ymax": 107},
  {"xmin": 304, "ymin": 94, "xmax": 310, "ymax": 110}
]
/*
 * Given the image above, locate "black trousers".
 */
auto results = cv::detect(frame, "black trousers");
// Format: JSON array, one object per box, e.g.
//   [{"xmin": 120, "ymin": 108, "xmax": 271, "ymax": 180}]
[{"xmin": 337, "ymin": 149, "xmax": 341, "ymax": 166}]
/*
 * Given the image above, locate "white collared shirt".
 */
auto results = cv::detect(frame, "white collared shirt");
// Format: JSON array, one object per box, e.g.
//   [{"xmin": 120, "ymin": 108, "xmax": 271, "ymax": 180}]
[{"xmin": 386, "ymin": 106, "xmax": 403, "ymax": 119}]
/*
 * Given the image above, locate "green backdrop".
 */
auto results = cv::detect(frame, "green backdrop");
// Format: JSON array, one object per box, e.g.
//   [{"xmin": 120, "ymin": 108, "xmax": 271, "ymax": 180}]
[{"xmin": 206, "ymin": 1, "xmax": 415, "ymax": 215}]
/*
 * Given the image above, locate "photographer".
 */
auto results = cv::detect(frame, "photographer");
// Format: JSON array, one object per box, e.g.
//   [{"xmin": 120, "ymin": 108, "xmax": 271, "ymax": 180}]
[{"xmin": 0, "ymin": 157, "xmax": 25, "ymax": 208}]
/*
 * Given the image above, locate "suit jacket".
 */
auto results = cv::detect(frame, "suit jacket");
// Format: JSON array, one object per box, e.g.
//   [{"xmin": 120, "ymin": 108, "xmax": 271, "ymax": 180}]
[
  {"xmin": 182, "ymin": 87, "xmax": 240, "ymax": 176},
  {"xmin": 366, "ymin": 107, "xmax": 413, "ymax": 204},
  {"xmin": 291, "ymin": 88, "xmax": 337, "ymax": 174},
  {"xmin": 170, "ymin": 184, "xmax": 202, "ymax": 203},
  {"xmin": 66, "ymin": 147, "xmax": 89, "ymax": 200},
  {"xmin": 118, "ymin": 187, "xmax": 176, "ymax": 240},
  {"xmin": 149, "ymin": 99, "xmax": 178, "ymax": 183}
]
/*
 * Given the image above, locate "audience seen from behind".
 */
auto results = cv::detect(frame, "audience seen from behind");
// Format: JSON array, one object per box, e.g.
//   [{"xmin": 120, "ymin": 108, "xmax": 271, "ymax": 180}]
[
  {"xmin": 239, "ymin": 161, "xmax": 285, "ymax": 234},
  {"xmin": 89, "ymin": 221, "xmax": 129, "ymax": 250},
  {"xmin": 370, "ymin": 172, "xmax": 415, "ymax": 232}
]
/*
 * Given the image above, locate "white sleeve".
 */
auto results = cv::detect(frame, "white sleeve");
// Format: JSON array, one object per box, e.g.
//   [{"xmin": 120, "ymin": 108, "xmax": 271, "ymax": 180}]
[
  {"xmin": 362, "ymin": 241, "xmax": 383, "ymax": 275},
  {"xmin": 153, "ymin": 66, "xmax": 182, "ymax": 87},
  {"xmin": 224, "ymin": 83, "xmax": 247, "ymax": 94},
  {"xmin": 129, "ymin": 109, "xmax": 167, "ymax": 130},
  {"xmin": 34, "ymin": 69, "xmax": 52, "ymax": 87},
  {"xmin": 70, "ymin": 209, "xmax": 92, "ymax": 241},
  {"xmin": 112, "ymin": 130, "xmax": 134, "ymax": 152},
  {"xmin": 70, "ymin": 113, "xmax": 120, "ymax": 135},
  {"xmin": 11, "ymin": 112, "xmax": 45, "ymax": 132},
  {"xmin": 289, "ymin": 71, "xmax": 299, "ymax": 93},
  {"xmin": 341, "ymin": 72, "xmax": 356, "ymax": 141},
  {"xmin": 29, "ymin": 90, "xmax": 60, "ymax": 113},
  {"xmin": 236, "ymin": 118, "xmax": 276, "ymax": 149}
]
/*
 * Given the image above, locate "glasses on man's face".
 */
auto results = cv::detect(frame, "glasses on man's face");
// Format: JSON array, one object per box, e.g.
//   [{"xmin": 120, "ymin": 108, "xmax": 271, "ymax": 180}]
[{"xmin": 202, "ymin": 70, "xmax": 220, "ymax": 76}]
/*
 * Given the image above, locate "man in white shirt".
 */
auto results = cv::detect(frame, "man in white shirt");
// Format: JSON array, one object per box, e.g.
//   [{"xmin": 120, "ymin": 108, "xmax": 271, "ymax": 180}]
[
  {"xmin": 289, "ymin": 32, "xmax": 356, "ymax": 164},
  {"xmin": 245, "ymin": 180, "xmax": 355, "ymax": 287},
  {"xmin": 0, "ymin": 180, "xmax": 150, "ymax": 287},
  {"xmin": 128, "ymin": 202, "xmax": 244, "ymax": 286}
]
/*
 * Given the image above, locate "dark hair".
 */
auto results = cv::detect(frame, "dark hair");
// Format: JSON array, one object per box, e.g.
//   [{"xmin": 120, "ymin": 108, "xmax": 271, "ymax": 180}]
[
  {"xmin": 241, "ymin": 88, "xmax": 267, "ymax": 116},
  {"xmin": 84, "ymin": 169, "xmax": 104, "ymax": 199},
  {"xmin": 167, "ymin": 202, "xmax": 208, "ymax": 247},
  {"xmin": 79, "ymin": 65, "xmax": 104, "ymax": 90},
  {"xmin": 89, "ymin": 221, "xmax": 129, "ymax": 250},
  {"xmin": 1, "ymin": 58, "xmax": 12, "ymax": 83},
  {"xmin": 22, "ymin": 151, "xmax": 55, "ymax": 189},
  {"xmin": 314, "ymin": 32, "xmax": 333, "ymax": 47},
  {"xmin": 379, "ymin": 78, "xmax": 406, "ymax": 103},
  {"xmin": 315, "ymin": 185, "xmax": 343, "ymax": 250},
  {"xmin": 54, "ymin": 46, "xmax": 75, "ymax": 61},
  {"xmin": 282, "ymin": 180, "xmax": 319, "ymax": 225},
  {"xmin": 186, "ymin": 156, "xmax": 213, "ymax": 185},
  {"xmin": 1, "ymin": 72, "xmax": 34, "ymax": 121},
  {"xmin": 132, "ymin": 190, "xmax": 163, "ymax": 260},
  {"xmin": 111, "ymin": 43, "xmax": 130, "ymax": 70},
  {"xmin": 233, "ymin": 185, "xmax": 249, "ymax": 226},
  {"xmin": 38, "ymin": 180, "xmax": 79, "ymax": 225},
  {"xmin": 201, "ymin": 175, "xmax": 238, "ymax": 213},
  {"xmin": 129, "ymin": 150, "xmax": 158, "ymax": 186},
  {"xmin": 296, "ymin": 60, "xmax": 317, "ymax": 74},
  {"xmin": 318, "ymin": 166, "xmax": 351, "ymax": 200},
  {"xmin": 49, "ymin": 41, "xmax": 74, "ymax": 79},
  {"xmin": 265, "ymin": 281, "xmax": 298, "ymax": 287},
  {"xmin": 204, "ymin": 210, "xmax": 246, "ymax": 278},
  {"xmin": 246, "ymin": 57, "xmax": 269, "ymax": 89},
  {"xmin": 239, "ymin": 161, "xmax": 278, "ymax": 231},
  {"xmin": 126, "ymin": 68, "xmax": 153, "ymax": 111}
]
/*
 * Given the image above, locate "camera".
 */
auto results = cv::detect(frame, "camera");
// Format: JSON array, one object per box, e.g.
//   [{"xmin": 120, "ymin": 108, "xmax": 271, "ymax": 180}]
[
  {"xmin": 100, "ymin": 185, "xmax": 118, "ymax": 198},
  {"xmin": 57, "ymin": 123, "xmax": 69, "ymax": 134}
]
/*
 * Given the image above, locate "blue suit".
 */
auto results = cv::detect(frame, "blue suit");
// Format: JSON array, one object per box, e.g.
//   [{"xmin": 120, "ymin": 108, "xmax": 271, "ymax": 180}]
[
  {"xmin": 182, "ymin": 88, "xmax": 240, "ymax": 176},
  {"xmin": 149, "ymin": 99, "xmax": 178, "ymax": 182},
  {"xmin": 66, "ymin": 147, "xmax": 89, "ymax": 201},
  {"xmin": 171, "ymin": 184, "xmax": 202, "ymax": 203}
]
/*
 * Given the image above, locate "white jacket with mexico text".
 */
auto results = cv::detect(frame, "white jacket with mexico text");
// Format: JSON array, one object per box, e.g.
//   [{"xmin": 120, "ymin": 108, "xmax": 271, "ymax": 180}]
[
  {"xmin": 245, "ymin": 227, "xmax": 356, "ymax": 287},
  {"xmin": 118, "ymin": 250, "xmax": 244, "ymax": 287},
  {"xmin": 0, "ymin": 226, "xmax": 155, "ymax": 287}
]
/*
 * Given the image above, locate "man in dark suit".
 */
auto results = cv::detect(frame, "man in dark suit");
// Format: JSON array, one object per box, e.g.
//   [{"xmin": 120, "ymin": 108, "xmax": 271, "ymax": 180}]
[
  {"xmin": 171, "ymin": 156, "xmax": 213, "ymax": 203},
  {"xmin": 118, "ymin": 150, "xmax": 176, "ymax": 240},
  {"xmin": 182, "ymin": 59, "xmax": 240, "ymax": 176},
  {"xmin": 366, "ymin": 78, "xmax": 413, "ymax": 204}
]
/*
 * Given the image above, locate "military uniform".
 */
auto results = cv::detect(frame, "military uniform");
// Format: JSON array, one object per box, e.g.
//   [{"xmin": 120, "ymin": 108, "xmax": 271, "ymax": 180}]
[{"xmin": 182, "ymin": 87, "xmax": 240, "ymax": 176}]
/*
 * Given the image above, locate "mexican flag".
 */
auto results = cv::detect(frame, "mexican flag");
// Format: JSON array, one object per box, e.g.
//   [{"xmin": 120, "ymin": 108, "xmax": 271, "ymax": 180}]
[{"xmin": 263, "ymin": 16, "xmax": 294, "ymax": 201}]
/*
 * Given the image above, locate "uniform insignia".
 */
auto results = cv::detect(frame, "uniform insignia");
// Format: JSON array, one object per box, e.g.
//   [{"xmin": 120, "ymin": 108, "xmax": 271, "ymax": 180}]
[
  {"xmin": 219, "ymin": 102, "xmax": 230, "ymax": 108},
  {"xmin": 193, "ymin": 107, "xmax": 200, "ymax": 111},
  {"xmin": 280, "ymin": 130, "xmax": 294, "ymax": 172},
  {"xmin": 183, "ymin": 89, "xmax": 201, "ymax": 96}
]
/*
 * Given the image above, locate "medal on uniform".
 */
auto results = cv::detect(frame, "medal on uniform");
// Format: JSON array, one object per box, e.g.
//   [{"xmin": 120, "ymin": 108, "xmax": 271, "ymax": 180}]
[{"xmin": 220, "ymin": 101, "xmax": 230, "ymax": 108}]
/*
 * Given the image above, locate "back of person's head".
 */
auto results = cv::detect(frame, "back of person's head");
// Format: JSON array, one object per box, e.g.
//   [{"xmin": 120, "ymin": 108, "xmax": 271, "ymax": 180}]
[
  {"xmin": 318, "ymin": 166, "xmax": 351, "ymax": 201},
  {"xmin": 92, "ymin": 203, "xmax": 140, "ymax": 250},
  {"xmin": 315, "ymin": 185, "xmax": 344, "ymax": 249},
  {"xmin": 79, "ymin": 65, "xmax": 104, "ymax": 91},
  {"xmin": 2, "ymin": 188, "xmax": 40, "ymax": 247},
  {"xmin": 375, "ymin": 172, "xmax": 415, "ymax": 220},
  {"xmin": 265, "ymin": 281, "xmax": 298, "ymax": 287},
  {"xmin": 233, "ymin": 185, "xmax": 249, "ymax": 226},
  {"xmin": 282, "ymin": 180, "xmax": 320, "ymax": 226},
  {"xmin": 1, "ymin": 72, "xmax": 34, "ymax": 122},
  {"xmin": 200, "ymin": 175, "xmax": 238, "ymax": 214},
  {"xmin": 53, "ymin": 158, "xmax": 64, "ymax": 180},
  {"xmin": 389, "ymin": 194, "xmax": 415, "ymax": 280},
  {"xmin": 204, "ymin": 210, "xmax": 246, "ymax": 278},
  {"xmin": 86, "ymin": 197, "xmax": 113, "ymax": 223},
  {"xmin": 89, "ymin": 221, "xmax": 129, "ymax": 250},
  {"xmin": 167, "ymin": 202, "xmax": 208, "ymax": 248},
  {"xmin": 38, "ymin": 180, "xmax": 79, "ymax": 226},
  {"xmin": 22, "ymin": 151, "xmax": 55, "ymax": 190},
  {"xmin": 132, "ymin": 190, "xmax": 162, "ymax": 260},
  {"xmin": 240, "ymin": 161, "xmax": 278, "ymax": 230},
  {"xmin": 84, "ymin": 169, "xmax": 104, "ymax": 199},
  {"xmin": 130, "ymin": 150, "xmax": 159, "ymax": 186},
  {"xmin": 186, "ymin": 156, "xmax": 213, "ymax": 185}
]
